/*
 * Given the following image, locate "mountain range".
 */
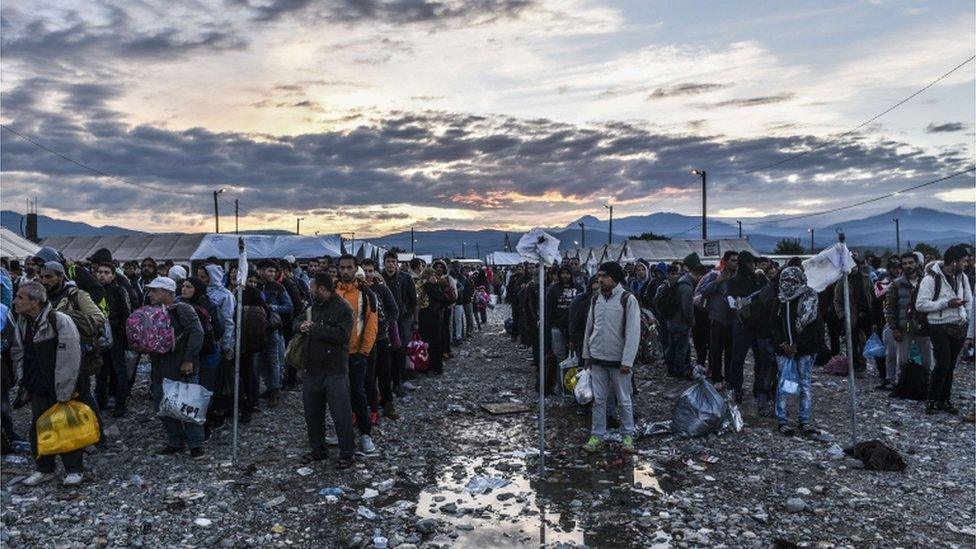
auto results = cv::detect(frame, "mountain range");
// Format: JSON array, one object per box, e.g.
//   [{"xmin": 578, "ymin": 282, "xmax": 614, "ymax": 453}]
[{"xmin": 2, "ymin": 207, "xmax": 973, "ymax": 258}]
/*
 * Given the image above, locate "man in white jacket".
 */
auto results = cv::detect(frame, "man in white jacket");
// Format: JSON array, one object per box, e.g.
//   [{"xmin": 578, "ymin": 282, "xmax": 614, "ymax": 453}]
[
  {"xmin": 581, "ymin": 262, "xmax": 641, "ymax": 454},
  {"xmin": 915, "ymin": 245, "xmax": 972, "ymax": 415}
]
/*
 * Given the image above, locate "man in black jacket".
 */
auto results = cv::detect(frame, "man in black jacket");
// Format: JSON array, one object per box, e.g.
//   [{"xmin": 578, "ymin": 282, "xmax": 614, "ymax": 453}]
[
  {"xmin": 382, "ymin": 251, "xmax": 416, "ymax": 395},
  {"xmin": 727, "ymin": 251, "xmax": 767, "ymax": 403},
  {"xmin": 94, "ymin": 262, "xmax": 132, "ymax": 417},
  {"xmin": 297, "ymin": 272, "xmax": 355, "ymax": 468}
]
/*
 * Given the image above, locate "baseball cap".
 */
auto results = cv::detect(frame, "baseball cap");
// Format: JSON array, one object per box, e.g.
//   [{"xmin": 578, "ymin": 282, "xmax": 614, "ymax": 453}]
[
  {"xmin": 145, "ymin": 276, "xmax": 177, "ymax": 293},
  {"xmin": 42, "ymin": 261, "xmax": 65, "ymax": 275}
]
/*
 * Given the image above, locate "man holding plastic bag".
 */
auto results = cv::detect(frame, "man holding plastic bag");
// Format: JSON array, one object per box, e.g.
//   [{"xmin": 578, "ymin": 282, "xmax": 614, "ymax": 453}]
[
  {"xmin": 9, "ymin": 281, "xmax": 88, "ymax": 487},
  {"xmin": 771, "ymin": 267, "xmax": 824, "ymax": 436},
  {"xmin": 143, "ymin": 277, "xmax": 207, "ymax": 459}
]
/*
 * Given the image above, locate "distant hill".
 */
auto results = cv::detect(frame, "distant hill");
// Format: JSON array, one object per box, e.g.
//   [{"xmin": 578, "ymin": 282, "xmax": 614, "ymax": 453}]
[{"xmin": 3, "ymin": 207, "xmax": 972, "ymax": 257}]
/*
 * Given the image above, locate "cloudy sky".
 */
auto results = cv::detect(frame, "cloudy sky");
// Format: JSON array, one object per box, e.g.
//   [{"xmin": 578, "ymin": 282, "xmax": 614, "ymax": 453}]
[{"xmin": 1, "ymin": 0, "xmax": 974, "ymax": 237}]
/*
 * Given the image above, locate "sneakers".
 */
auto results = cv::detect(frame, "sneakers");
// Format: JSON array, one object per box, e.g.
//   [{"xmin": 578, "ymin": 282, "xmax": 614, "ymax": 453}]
[
  {"xmin": 22, "ymin": 471, "xmax": 56, "ymax": 487},
  {"xmin": 190, "ymin": 448, "xmax": 206, "ymax": 460},
  {"xmin": 62, "ymin": 473, "xmax": 83, "ymax": 487},
  {"xmin": 402, "ymin": 381, "xmax": 418, "ymax": 391},
  {"xmin": 359, "ymin": 435, "xmax": 376, "ymax": 455},
  {"xmin": 940, "ymin": 401, "xmax": 959, "ymax": 415},
  {"xmin": 156, "ymin": 445, "xmax": 184, "ymax": 456},
  {"xmin": 325, "ymin": 434, "xmax": 339, "ymax": 446},
  {"xmin": 383, "ymin": 401, "xmax": 399, "ymax": 421},
  {"xmin": 582, "ymin": 436, "xmax": 603, "ymax": 453},
  {"xmin": 777, "ymin": 423, "xmax": 795, "ymax": 436},
  {"xmin": 621, "ymin": 435, "xmax": 635, "ymax": 454}
]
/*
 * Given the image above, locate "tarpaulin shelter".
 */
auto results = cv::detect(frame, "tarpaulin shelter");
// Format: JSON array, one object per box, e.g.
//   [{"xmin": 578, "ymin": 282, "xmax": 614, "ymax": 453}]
[
  {"xmin": 625, "ymin": 238, "xmax": 759, "ymax": 263},
  {"xmin": 396, "ymin": 253, "xmax": 433, "ymax": 265},
  {"xmin": 1, "ymin": 227, "xmax": 41, "ymax": 259},
  {"xmin": 41, "ymin": 234, "xmax": 206, "ymax": 262},
  {"xmin": 486, "ymin": 251, "xmax": 523, "ymax": 266},
  {"xmin": 190, "ymin": 234, "xmax": 342, "ymax": 260}
]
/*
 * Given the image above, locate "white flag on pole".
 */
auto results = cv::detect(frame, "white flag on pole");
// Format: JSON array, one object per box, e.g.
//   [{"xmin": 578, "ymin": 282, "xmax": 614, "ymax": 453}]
[
  {"xmin": 802, "ymin": 242, "xmax": 856, "ymax": 292},
  {"xmin": 237, "ymin": 243, "xmax": 248, "ymax": 285},
  {"xmin": 516, "ymin": 228, "xmax": 560, "ymax": 265}
]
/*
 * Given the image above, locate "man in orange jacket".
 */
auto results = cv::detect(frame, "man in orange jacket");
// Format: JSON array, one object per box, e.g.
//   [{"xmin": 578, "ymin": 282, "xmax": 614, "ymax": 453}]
[{"xmin": 336, "ymin": 254, "xmax": 379, "ymax": 454}]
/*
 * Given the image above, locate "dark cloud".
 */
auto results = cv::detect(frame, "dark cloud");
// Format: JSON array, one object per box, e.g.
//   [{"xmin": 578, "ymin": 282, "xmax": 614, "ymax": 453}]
[
  {"xmin": 646, "ymin": 82, "xmax": 732, "ymax": 100},
  {"xmin": 232, "ymin": 0, "xmax": 535, "ymax": 25},
  {"xmin": 711, "ymin": 93, "xmax": 795, "ymax": 108},
  {"xmin": 926, "ymin": 122, "xmax": 966, "ymax": 133},
  {"xmin": 2, "ymin": 77, "xmax": 970, "ymax": 225}
]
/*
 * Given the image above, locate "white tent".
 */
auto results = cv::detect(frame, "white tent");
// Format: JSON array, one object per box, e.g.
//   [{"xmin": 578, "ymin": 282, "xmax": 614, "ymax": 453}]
[
  {"xmin": 396, "ymin": 253, "xmax": 433, "ymax": 264},
  {"xmin": 486, "ymin": 251, "xmax": 523, "ymax": 266},
  {"xmin": 1, "ymin": 227, "xmax": 40, "ymax": 259},
  {"xmin": 190, "ymin": 234, "xmax": 342, "ymax": 260}
]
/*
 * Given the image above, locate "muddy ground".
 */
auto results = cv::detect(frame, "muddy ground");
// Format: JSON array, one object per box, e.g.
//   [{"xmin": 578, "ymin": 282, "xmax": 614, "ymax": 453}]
[{"xmin": 2, "ymin": 304, "xmax": 974, "ymax": 548}]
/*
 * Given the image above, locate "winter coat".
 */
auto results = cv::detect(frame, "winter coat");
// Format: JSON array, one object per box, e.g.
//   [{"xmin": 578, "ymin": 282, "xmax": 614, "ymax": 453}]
[
  {"xmin": 370, "ymin": 282, "xmax": 400, "ymax": 343},
  {"xmin": 10, "ymin": 304, "xmax": 82, "ymax": 401},
  {"xmin": 915, "ymin": 262, "xmax": 973, "ymax": 326},
  {"xmin": 545, "ymin": 282, "xmax": 582, "ymax": 332},
  {"xmin": 148, "ymin": 302, "xmax": 203, "ymax": 383},
  {"xmin": 204, "ymin": 265, "xmax": 236, "ymax": 352},
  {"xmin": 101, "ymin": 280, "xmax": 132, "ymax": 337},
  {"xmin": 294, "ymin": 295, "xmax": 353, "ymax": 376},
  {"xmin": 771, "ymin": 297, "xmax": 824, "ymax": 357},
  {"xmin": 884, "ymin": 274, "xmax": 920, "ymax": 332},
  {"xmin": 383, "ymin": 270, "xmax": 417, "ymax": 320},
  {"xmin": 582, "ymin": 283, "xmax": 641, "ymax": 367},
  {"xmin": 695, "ymin": 269, "xmax": 734, "ymax": 326}
]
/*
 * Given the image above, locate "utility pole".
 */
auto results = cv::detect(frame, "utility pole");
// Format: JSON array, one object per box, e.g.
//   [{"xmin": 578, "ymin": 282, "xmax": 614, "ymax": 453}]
[
  {"xmin": 604, "ymin": 204, "xmax": 613, "ymax": 245},
  {"xmin": 410, "ymin": 227, "xmax": 415, "ymax": 253},
  {"xmin": 296, "ymin": 217, "xmax": 305, "ymax": 235},
  {"xmin": 893, "ymin": 218, "xmax": 901, "ymax": 254},
  {"xmin": 461, "ymin": 241, "xmax": 466, "ymax": 259},
  {"xmin": 234, "ymin": 199, "xmax": 239, "ymax": 234},
  {"xmin": 578, "ymin": 222, "xmax": 586, "ymax": 248},
  {"xmin": 692, "ymin": 169, "xmax": 707, "ymax": 239},
  {"xmin": 212, "ymin": 190, "xmax": 222, "ymax": 233},
  {"xmin": 737, "ymin": 220, "xmax": 743, "ymax": 239},
  {"xmin": 809, "ymin": 228, "xmax": 815, "ymax": 254},
  {"xmin": 475, "ymin": 242, "xmax": 481, "ymax": 261}
]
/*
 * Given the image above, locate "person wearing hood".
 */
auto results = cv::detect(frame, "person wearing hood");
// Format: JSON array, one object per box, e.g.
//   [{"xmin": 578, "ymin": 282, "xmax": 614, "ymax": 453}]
[
  {"xmin": 915, "ymin": 244, "xmax": 972, "ymax": 415},
  {"xmin": 771, "ymin": 267, "xmax": 823, "ymax": 436},
  {"xmin": 695, "ymin": 250, "xmax": 739, "ymax": 386},
  {"xmin": 200, "ymin": 263, "xmax": 237, "ymax": 421},
  {"xmin": 33, "ymin": 246, "xmax": 105, "ymax": 307},
  {"xmin": 546, "ymin": 265, "xmax": 582, "ymax": 362},
  {"xmin": 168, "ymin": 265, "xmax": 188, "ymax": 286},
  {"xmin": 628, "ymin": 261, "xmax": 651, "ymax": 297},
  {"xmin": 727, "ymin": 251, "xmax": 767, "ymax": 403},
  {"xmin": 94, "ymin": 261, "xmax": 132, "ymax": 417},
  {"xmin": 255, "ymin": 259, "xmax": 293, "ymax": 407},
  {"xmin": 178, "ymin": 276, "xmax": 226, "ymax": 438},
  {"xmin": 417, "ymin": 267, "xmax": 448, "ymax": 375}
]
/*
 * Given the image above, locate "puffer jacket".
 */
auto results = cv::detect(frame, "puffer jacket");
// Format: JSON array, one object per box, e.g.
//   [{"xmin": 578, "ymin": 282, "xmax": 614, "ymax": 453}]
[
  {"xmin": 695, "ymin": 269, "xmax": 734, "ymax": 326},
  {"xmin": 916, "ymin": 262, "xmax": 973, "ymax": 326},
  {"xmin": 884, "ymin": 274, "xmax": 920, "ymax": 331},
  {"xmin": 10, "ymin": 304, "xmax": 82, "ymax": 401}
]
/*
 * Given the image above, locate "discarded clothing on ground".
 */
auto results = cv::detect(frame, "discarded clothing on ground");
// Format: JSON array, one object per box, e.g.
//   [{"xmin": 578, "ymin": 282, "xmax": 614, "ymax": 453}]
[{"xmin": 844, "ymin": 440, "xmax": 907, "ymax": 472}]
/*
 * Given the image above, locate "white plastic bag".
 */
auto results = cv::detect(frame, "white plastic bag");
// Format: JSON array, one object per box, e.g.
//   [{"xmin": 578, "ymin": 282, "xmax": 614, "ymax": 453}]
[
  {"xmin": 157, "ymin": 378, "xmax": 213, "ymax": 425},
  {"xmin": 574, "ymin": 369, "xmax": 593, "ymax": 405}
]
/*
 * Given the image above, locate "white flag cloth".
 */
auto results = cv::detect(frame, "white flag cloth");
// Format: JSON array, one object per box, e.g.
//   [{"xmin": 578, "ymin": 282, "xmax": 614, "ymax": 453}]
[
  {"xmin": 802, "ymin": 242, "xmax": 856, "ymax": 292},
  {"xmin": 237, "ymin": 243, "xmax": 248, "ymax": 285},
  {"xmin": 516, "ymin": 229, "xmax": 561, "ymax": 265}
]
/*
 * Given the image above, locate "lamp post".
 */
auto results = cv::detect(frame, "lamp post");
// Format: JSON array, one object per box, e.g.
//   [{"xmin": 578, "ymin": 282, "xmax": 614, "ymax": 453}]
[
  {"xmin": 296, "ymin": 217, "xmax": 305, "ymax": 235},
  {"xmin": 578, "ymin": 222, "xmax": 586, "ymax": 248},
  {"xmin": 234, "ymin": 199, "xmax": 239, "ymax": 234},
  {"xmin": 808, "ymin": 228, "xmax": 815, "ymax": 254},
  {"xmin": 893, "ymin": 218, "xmax": 901, "ymax": 254},
  {"xmin": 461, "ymin": 241, "xmax": 466, "ymax": 259},
  {"xmin": 604, "ymin": 203, "xmax": 613, "ymax": 245},
  {"xmin": 737, "ymin": 220, "xmax": 743, "ymax": 239},
  {"xmin": 475, "ymin": 242, "xmax": 480, "ymax": 261},
  {"xmin": 410, "ymin": 227, "xmax": 415, "ymax": 253},
  {"xmin": 213, "ymin": 188, "xmax": 226, "ymax": 233},
  {"xmin": 691, "ymin": 169, "xmax": 706, "ymax": 239}
]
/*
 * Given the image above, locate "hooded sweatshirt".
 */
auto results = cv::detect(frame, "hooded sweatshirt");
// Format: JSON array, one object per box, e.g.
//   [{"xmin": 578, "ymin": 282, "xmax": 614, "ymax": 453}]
[
  {"xmin": 915, "ymin": 261, "xmax": 972, "ymax": 326},
  {"xmin": 204, "ymin": 265, "xmax": 236, "ymax": 352}
]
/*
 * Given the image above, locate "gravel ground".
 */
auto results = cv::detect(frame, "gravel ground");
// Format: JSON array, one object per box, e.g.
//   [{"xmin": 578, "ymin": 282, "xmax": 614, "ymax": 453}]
[{"xmin": 2, "ymin": 304, "xmax": 974, "ymax": 548}]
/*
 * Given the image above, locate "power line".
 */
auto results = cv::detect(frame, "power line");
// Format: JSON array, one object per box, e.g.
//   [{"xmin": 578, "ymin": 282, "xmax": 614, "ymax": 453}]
[
  {"xmin": 0, "ymin": 123, "xmax": 211, "ymax": 197},
  {"xmin": 741, "ymin": 167, "xmax": 975, "ymax": 226},
  {"xmin": 716, "ymin": 55, "xmax": 976, "ymax": 176}
]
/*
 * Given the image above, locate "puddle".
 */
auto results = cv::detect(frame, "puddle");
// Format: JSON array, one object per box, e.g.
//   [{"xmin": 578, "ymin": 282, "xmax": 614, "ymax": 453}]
[{"xmin": 411, "ymin": 451, "xmax": 679, "ymax": 547}]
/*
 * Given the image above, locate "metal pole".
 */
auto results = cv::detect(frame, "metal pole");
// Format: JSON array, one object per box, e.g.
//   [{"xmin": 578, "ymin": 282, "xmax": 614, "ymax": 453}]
[
  {"xmin": 893, "ymin": 218, "xmax": 901, "ymax": 254},
  {"xmin": 411, "ymin": 228, "xmax": 415, "ymax": 253},
  {"xmin": 213, "ymin": 191, "xmax": 220, "ymax": 234},
  {"xmin": 234, "ymin": 200, "xmax": 239, "ymax": 235},
  {"xmin": 461, "ymin": 242, "xmax": 466, "ymax": 259},
  {"xmin": 232, "ymin": 237, "xmax": 244, "ymax": 464},
  {"xmin": 296, "ymin": 218, "xmax": 300, "ymax": 235},
  {"xmin": 701, "ymin": 171, "xmax": 707, "ymax": 240},
  {"xmin": 737, "ymin": 220, "xmax": 742, "ymax": 239},
  {"xmin": 579, "ymin": 222, "xmax": 585, "ymax": 248},
  {"xmin": 476, "ymin": 243, "xmax": 480, "ymax": 261},
  {"xmin": 608, "ymin": 206, "xmax": 613, "ymax": 245},
  {"xmin": 810, "ymin": 229, "xmax": 815, "ymax": 254},
  {"xmin": 838, "ymin": 231, "xmax": 858, "ymax": 447},
  {"xmin": 537, "ymin": 258, "xmax": 546, "ymax": 477}
]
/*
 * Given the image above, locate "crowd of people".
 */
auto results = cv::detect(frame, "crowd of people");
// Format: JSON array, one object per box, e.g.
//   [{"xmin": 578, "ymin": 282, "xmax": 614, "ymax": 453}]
[
  {"xmin": 1, "ymin": 241, "xmax": 973, "ymax": 486},
  {"xmin": 503, "ymin": 245, "xmax": 975, "ymax": 449},
  {"xmin": 0, "ymin": 248, "xmax": 498, "ymax": 484}
]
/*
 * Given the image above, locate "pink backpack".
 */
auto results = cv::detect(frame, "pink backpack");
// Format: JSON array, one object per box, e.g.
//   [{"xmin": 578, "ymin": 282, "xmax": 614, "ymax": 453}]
[
  {"xmin": 405, "ymin": 331, "xmax": 429, "ymax": 372},
  {"xmin": 126, "ymin": 305, "xmax": 175, "ymax": 354},
  {"xmin": 825, "ymin": 355, "xmax": 849, "ymax": 376}
]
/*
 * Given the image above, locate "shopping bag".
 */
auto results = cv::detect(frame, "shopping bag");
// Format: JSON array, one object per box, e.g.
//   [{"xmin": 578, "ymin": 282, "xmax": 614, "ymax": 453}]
[
  {"xmin": 574, "ymin": 369, "xmax": 593, "ymax": 405},
  {"xmin": 778, "ymin": 357, "xmax": 800, "ymax": 395},
  {"xmin": 157, "ymin": 378, "xmax": 213, "ymax": 425},
  {"xmin": 36, "ymin": 400, "xmax": 101, "ymax": 457},
  {"xmin": 559, "ymin": 352, "xmax": 579, "ymax": 393},
  {"xmin": 285, "ymin": 309, "xmax": 312, "ymax": 370},
  {"xmin": 406, "ymin": 331, "xmax": 429, "ymax": 372},
  {"xmin": 862, "ymin": 332, "xmax": 886, "ymax": 359}
]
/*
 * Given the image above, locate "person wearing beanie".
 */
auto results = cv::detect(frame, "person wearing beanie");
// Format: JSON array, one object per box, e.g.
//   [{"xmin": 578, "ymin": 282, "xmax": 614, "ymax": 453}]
[
  {"xmin": 581, "ymin": 262, "xmax": 641, "ymax": 455},
  {"xmin": 726, "ymin": 250, "xmax": 771, "ymax": 404},
  {"xmin": 695, "ymin": 250, "xmax": 739, "ymax": 386}
]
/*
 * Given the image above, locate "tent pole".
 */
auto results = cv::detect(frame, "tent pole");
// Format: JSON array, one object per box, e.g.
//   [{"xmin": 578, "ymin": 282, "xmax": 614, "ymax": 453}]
[
  {"xmin": 232, "ymin": 237, "xmax": 244, "ymax": 464},
  {"xmin": 839, "ymin": 231, "xmax": 858, "ymax": 448},
  {"xmin": 538, "ymin": 260, "xmax": 546, "ymax": 478}
]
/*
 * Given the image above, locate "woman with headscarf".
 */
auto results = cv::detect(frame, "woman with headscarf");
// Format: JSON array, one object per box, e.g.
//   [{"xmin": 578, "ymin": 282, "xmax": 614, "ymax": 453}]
[
  {"xmin": 417, "ymin": 268, "xmax": 447, "ymax": 375},
  {"xmin": 179, "ymin": 276, "xmax": 225, "ymax": 438},
  {"xmin": 629, "ymin": 260, "xmax": 651, "ymax": 297},
  {"xmin": 771, "ymin": 266, "xmax": 823, "ymax": 436}
]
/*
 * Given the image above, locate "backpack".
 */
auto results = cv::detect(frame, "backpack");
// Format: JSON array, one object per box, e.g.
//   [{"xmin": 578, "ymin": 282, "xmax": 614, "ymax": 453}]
[
  {"xmin": 190, "ymin": 304, "xmax": 217, "ymax": 356},
  {"xmin": 825, "ymin": 355, "xmax": 849, "ymax": 376},
  {"xmin": 654, "ymin": 281, "xmax": 682, "ymax": 319},
  {"xmin": 907, "ymin": 275, "xmax": 940, "ymax": 337},
  {"xmin": 63, "ymin": 291, "xmax": 103, "ymax": 376},
  {"xmin": 242, "ymin": 305, "xmax": 269, "ymax": 354},
  {"xmin": 475, "ymin": 290, "xmax": 489, "ymax": 309},
  {"xmin": 892, "ymin": 360, "xmax": 929, "ymax": 401},
  {"xmin": 406, "ymin": 331, "xmax": 429, "ymax": 372},
  {"xmin": 637, "ymin": 307, "xmax": 663, "ymax": 365},
  {"xmin": 126, "ymin": 305, "xmax": 176, "ymax": 354}
]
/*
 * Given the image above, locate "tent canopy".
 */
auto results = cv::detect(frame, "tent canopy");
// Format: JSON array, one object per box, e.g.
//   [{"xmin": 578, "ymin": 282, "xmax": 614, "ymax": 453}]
[
  {"xmin": 486, "ymin": 251, "xmax": 523, "ymax": 266},
  {"xmin": 190, "ymin": 234, "xmax": 342, "ymax": 260},
  {"xmin": 41, "ymin": 234, "xmax": 206, "ymax": 262},
  {"xmin": 1, "ymin": 227, "xmax": 41, "ymax": 259}
]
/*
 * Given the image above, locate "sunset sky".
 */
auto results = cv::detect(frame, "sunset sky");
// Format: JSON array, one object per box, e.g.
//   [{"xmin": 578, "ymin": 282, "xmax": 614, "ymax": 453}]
[{"xmin": 1, "ymin": 0, "xmax": 974, "ymax": 237}]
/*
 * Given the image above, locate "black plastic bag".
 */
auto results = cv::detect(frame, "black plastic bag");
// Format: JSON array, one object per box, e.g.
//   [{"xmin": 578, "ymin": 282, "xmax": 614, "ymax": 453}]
[
  {"xmin": 672, "ymin": 370, "xmax": 729, "ymax": 437},
  {"xmin": 892, "ymin": 360, "xmax": 928, "ymax": 401}
]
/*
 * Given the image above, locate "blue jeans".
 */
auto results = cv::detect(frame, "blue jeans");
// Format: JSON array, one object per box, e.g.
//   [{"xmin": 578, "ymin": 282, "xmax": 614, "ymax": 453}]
[
  {"xmin": 666, "ymin": 322, "xmax": 690, "ymax": 376},
  {"xmin": 258, "ymin": 331, "xmax": 283, "ymax": 391},
  {"xmin": 775, "ymin": 355, "xmax": 813, "ymax": 424},
  {"xmin": 152, "ymin": 376, "xmax": 205, "ymax": 450}
]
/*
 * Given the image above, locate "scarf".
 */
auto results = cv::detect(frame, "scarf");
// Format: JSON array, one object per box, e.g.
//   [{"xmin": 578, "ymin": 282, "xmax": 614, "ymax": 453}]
[{"xmin": 778, "ymin": 266, "xmax": 818, "ymax": 332}]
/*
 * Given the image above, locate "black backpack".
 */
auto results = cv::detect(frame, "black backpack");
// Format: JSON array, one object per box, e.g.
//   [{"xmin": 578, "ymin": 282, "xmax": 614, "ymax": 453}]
[
  {"xmin": 907, "ymin": 275, "xmax": 940, "ymax": 336},
  {"xmin": 654, "ymin": 281, "xmax": 682, "ymax": 319}
]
